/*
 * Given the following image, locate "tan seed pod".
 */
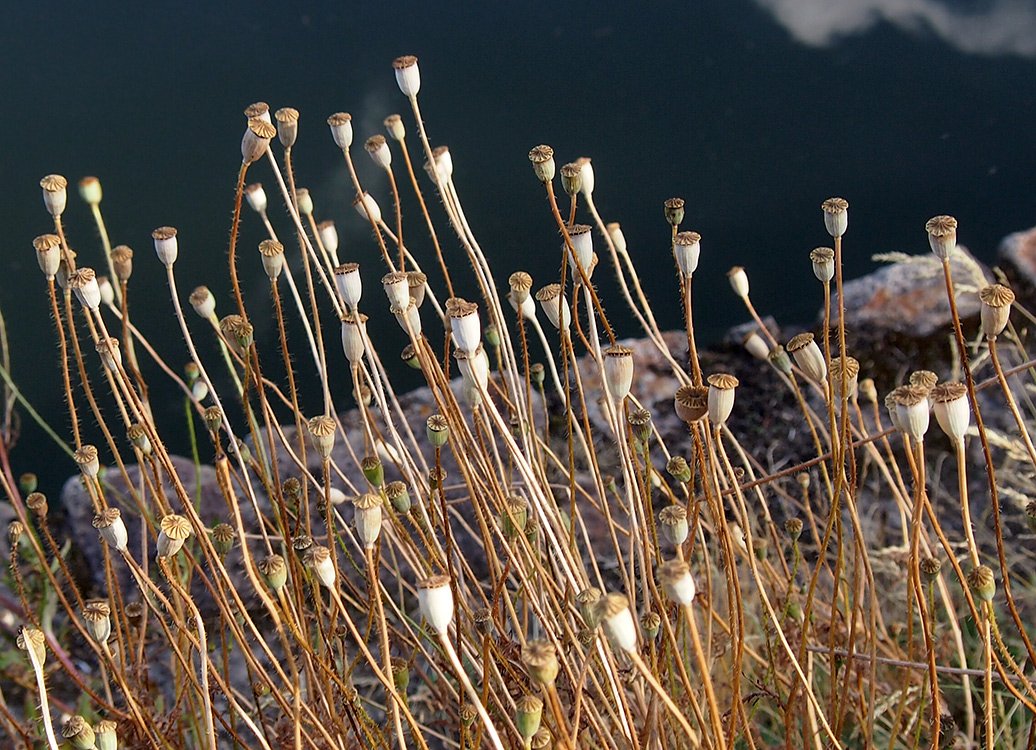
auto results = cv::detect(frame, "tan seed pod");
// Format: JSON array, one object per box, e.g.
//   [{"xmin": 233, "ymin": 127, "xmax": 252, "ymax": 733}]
[
  {"xmin": 979, "ymin": 283, "xmax": 1015, "ymax": 338},
  {"xmin": 925, "ymin": 215, "xmax": 958, "ymax": 260}
]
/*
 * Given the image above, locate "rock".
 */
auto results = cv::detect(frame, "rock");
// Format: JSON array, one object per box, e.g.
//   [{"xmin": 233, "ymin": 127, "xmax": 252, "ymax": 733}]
[
  {"xmin": 998, "ymin": 225, "xmax": 1036, "ymax": 298},
  {"xmin": 836, "ymin": 247, "xmax": 989, "ymax": 338}
]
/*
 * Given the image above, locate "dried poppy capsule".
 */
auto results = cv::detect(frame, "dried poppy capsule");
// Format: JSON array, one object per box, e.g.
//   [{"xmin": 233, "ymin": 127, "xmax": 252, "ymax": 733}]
[
  {"xmin": 658, "ymin": 558, "xmax": 697, "ymax": 606},
  {"xmin": 810, "ymin": 246, "xmax": 834, "ymax": 283},
  {"xmin": 596, "ymin": 593, "xmax": 637, "ymax": 653},
  {"xmin": 157, "ymin": 514, "xmax": 192, "ymax": 558},
  {"xmin": 418, "ymin": 574, "xmax": 453, "ymax": 635},
  {"xmin": 925, "ymin": 215, "xmax": 957, "ymax": 260},
  {"xmin": 522, "ymin": 639, "xmax": 559, "ymax": 686},
  {"xmin": 528, "ymin": 144, "xmax": 555, "ymax": 183},
  {"xmin": 242, "ymin": 118, "xmax": 276, "ymax": 165},
  {"xmin": 327, "ymin": 112, "xmax": 354, "ymax": 149},
  {"xmin": 931, "ymin": 381, "xmax": 970, "ymax": 444},
  {"xmin": 603, "ymin": 345, "xmax": 634, "ymax": 401},
  {"xmin": 979, "ymin": 283, "xmax": 1015, "ymax": 338},
  {"xmin": 822, "ymin": 197, "xmax": 848, "ymax": 238},
  {"xmin": 674, "ymin": 231, "xmax": 701, "ymax": 276},
  {"xmin": 787, "ymin": 332, "xmax": 827, "ymax": 384},
  {"xmin": 352, "ymin": 492, "xmax": 383, "ymax": 549},
  {"xmin": 393, "ymin": 55, "xmax": 421, "ymax": 97},
  {"xmin": 706, "ymin": 373, "xmax": 739, "ymax": 425}
]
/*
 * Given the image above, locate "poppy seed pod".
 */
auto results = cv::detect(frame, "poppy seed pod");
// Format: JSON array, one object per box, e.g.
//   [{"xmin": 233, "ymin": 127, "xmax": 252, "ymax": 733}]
[
  {"xmin": 33, "ymin": 234, "xmax": 62, "ymax": 278},
  {"xmin": 931, "ymin": 381, "xmax": 970, "ymax": 443},
  {"xmin": 384, "ymin": 113, "xmax": 405, "ymax": 141},
  {"xmin": 296, "ymin": 188, "xmax": 314, "ymax": 216},
  {"xmin": 352, "ymin": 492, "xmax": 383, "ymax": 549},
  {"xmin": 334, "ymin": 263, "xmax": 363, "ymax": 309},
  {"xmin": 244, "ymin": 182, "xmax": 268, "ymax": 214},
  {"xmin": 97, "ymin": 275, "xmax": 115, "ymax": 306},
  {"xmin": 427, "ymin": 145, "xmax": 454, "ymax": 183},
  {"xmin": 365, "ymin": 135, "xmax": 392, "ymax": 168},
  {"xmin": 94, "ymin": 719, "xmax": 118, "ymax": 750},
  {"xmin": 308, "ymin": 415, "xmax": 337, "ymax": 460},
  {"xmin": 884, "ymin": 392, "xmax": 904, "ymax": 433},
  {"xmin": 242, "ymin": 118, "xmax": 276, "ymax": 165},
  {"xmin": 528, "ymin": 145, "xmax": 555, "ymax": 183},
  {"xmin": 455, "ymin": 345, "xmax": 490, "ymax": 392},
  {"xmin": 829, "ymin": 356, "xmax": 860, "ymax": 402},
  {"xmin": 576, "ymin": 587, "xmax": 603, "ymax": 628},
  {"xmin": 810, "ymin": 247, "xmax": 834, "ymax": 283},
  {"xmin": 664, "ymin": 197, "xmax": 685, "ymax": 227},
  {"xmin": 449, "ymin": 299, "xmax": 482, "ymax": 354},
  {"xmin": 93, "ymin": 507, "xmax": 128, "ymax": 551},
  {"xmin": 340, "ymin": 311, "xmax": 368, "ymax": 364},
  {"xmin": 674, "ymin": 384, "xmax": 709, "ymax": 423},
  {"xmin": 743, "ymin": 331, "xmax": 769, "ymax": 360},
  {"xmin": 606, "ymin": 222, "xmax": 626, "ymax": 254},
  {"xmin": 62, "ymin": 715, "xmax": 96, "ymax": 750},
  {"xmin": 603, "ymin": 345, "xmax": 634, "ymax": 401},
  {"xmin": 306, "ymin": 545, "xmax": 337, "ymax": 588},
  {"xmin": 211, "ymin": 522, "xmax": 235, "ymax": 556},
  {"xmin": 317, "ymin": 220, "xmax": 339, "ymax": 257},
  {"xmin": 597, "ymin": 593, "xmax": 638, "ymax": 653},
  {"xmin": 567, "ymin": 224, "xmax": 593, "ymax": 273},
  {"xmin": 382, "ymin": 271, "xmax": 410, "ymax": 310},
  {"xmin": 559, "ymin": 162, "xmax": 582, "ymax": 196},
  {"xmin": 666, "ymin": 456, "xmax": 691, "ymax": 483},
  {"xmin": 258, "ymin": 239, "xmax": 285, "ymax": 281},
  {"xmin": 244, "ymin": 101, "xmax": 271, "ymax": 123},
  {"xmin": 257, "ymin": 553, "xmax": 287, "ymax": 591},
  {"xmin": 157, "ymin": 514, "xmax": 192, "ymax": 558},
  {"xmin": 979, "ymin": 284, "xmax": 1015, "ymax": 338},
  {"xmin": 909, "ymin": 370, "xmax": 938, "ymax": 391},
  {"xmin": 393, "ymin": 55, "xmax": 421, "ymax": 97},
  {"xmin": 893, "ymin": 384, "xmax": 930, "ymax": 442},
  {"xmin": 706, "ymin": 372, "xmax": 739, "ymax": 425},
  {"xmin": 78, "ymin": 176, "xmax": 103, "ymax": 206},
  {"xmin": 787, "ymin": 332, "xmax": 827, "ymax": 384},
  {"xmin": 393, "ymin": 299, "xmax": 423, "ymax": 337},
  {"xmin": 386, "ymin": 481, "xmax": 412, "ymax": 513},
  {"xmin": 925, "ymin": 215, "xmax": 958, "ymax": 260},
  {"xmin": 69, "ymin": 267, "xmax": 102, "ymax": 310},
  {"xmin": 189, "ymin": 286, "xmax": 216, "ymax": 320},
  {"xmin": 352, "ymin": 190, "xmax": 383, "ymax": 224},
  {"xmin": 75, "ymin": 444, "xmax": 100, "ymax": 478},
  {"xmin": 508, "ymin": 290, "xmax": 537, "ymax": 321},
  {"xmin": 426, "ymin": 413, "xmax": 450, "ymax": 447},
  {"xmin": 516, "ymin": 694, "xmax": 544, "ymax": 742},
  {"xmin": 822, "ymin": 197, "xmax": 849, "ymax": 238},
  {"xmin": 659, "ymin": 504, "xmax": 689, "ymax": 547},
  {"xmin": 968, "ymin": 565, "xmax": 996, "ymax": 603},
  {"xmin": 418, "ymin": 574, "xmax": 454, "ymax": 634},
  {"xmin": 535, "ymin": 283, "xmax": 570, "ymax": 330},
  {"xmin": 327, "ymin": 112, "xmax": 354, "ymax": 150},
  {"xmin": 96, "ymin": 337, "xmax": 122, "ymax": 372},
  {"xmin": 82, "ymin": 600, "xmax": 112, "ymax": 644},
  {"xmin": 407, "ymin": 271, "xmax": 428, "ymax": 307},
  {"xmin": 658, "ymin": 558, "xmax": 697, "ymax": 606},
  {"xmin": 727, "ymin": 266, "xmax": 749, "ymax": 298},
  {"xmin": 522, "ymin": 640, "xmax": 560, "ymax": 686},
  {"xmin": 674, "ymin": 231, "xmax": 701, "ymax": 276},
  {"xmin": 40, "ymin": 174, "xmax": 68, "ymax": 217},
  {"xmin": 152, "ymin": 226, "xmax": 178, "ymax": 267},
  {"xmin": 576, "ymin": 157, "xmax": 595, "ymax": 196},
  {"xmin": 274, "ymin": 106, "xmax": 299, "ymax": 148},
  {"xmin": 509, "ymin": 271, "xmax": 533, "ymax": 305}
]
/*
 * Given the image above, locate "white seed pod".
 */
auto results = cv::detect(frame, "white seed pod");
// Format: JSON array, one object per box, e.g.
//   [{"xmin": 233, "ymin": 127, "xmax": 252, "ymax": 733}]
[
  {"xmin": 78, "ymin": 176, "xmax": 102, "ymax": 206},
  {"xmin": 306, "ymin": 545, "xmax": 337, "ymax": 588},
  {"xmin": 607, "ymin": 222, "xmax": 627, "ymax": 254},
  {"xmin": 353, "ymin": 191, "xmax": 383, "ymax": 224},
  {"xmin": 597, "ymin": 593, "xmax": 637, "ymax": 653},
  {"xmin": 456, "ymin": 345, "xmax": 490, "ymax": 392},
  {"xmin": 327, "ymin": 112, "xmax": 354, "ymax": 150},
  {"xmin": 189, "ymin": 286, "xmax": 216, "ymax": 320},
  {"xmin": 507, "ymin": 291, "xmax": 537, "ymax": 321},
  {"xmin": 97, "ymin": 276, "xmax": 115, "ymax": 306},
  {"xmin": 979, "ymin": 284, "xmax": 1015, "ymax": 339},
  {"xmin": 810, "ymin": 247, "xmax": 834, "ymax": 283},
  {"xmin": 931, "ymin": 382, "xmax": 970, "ymax": 444},
  {"xmin": 92, "ymin": 508, "xmax": 128, "ymax": 552},
  {"xmin": 341, "ymin": 312, "xmax": 368, "ymax": 364},
  {"xmin": 328, "ymin": 487, "xmax": 348, "ymax": 506},
  {"xmin": 69, "ymin": 268, "xmax": 101, "ymax": 310},
  {"xmin": 365, "ymin": 135, "xmax": 392, "ymax": 169},
  {"xmin": 658, "ymin": 505, "xmax": 689, "ymax": 547},
  {"xmin": 706, "ymin": 373, "xmax": 739, "ymax": 425},
  {"xmin": 393, "ymin": 299, "xmax": 423, "ymax": 337},
  {"xmin": 926, "ymin": 215, "xmax": 958, "ymax": 260},
  {"xmin": 33, "ymin": 234, "xmax": 62, "ymax": 278},
  {"xmin": 449, "ymin": 300, "xmax": 482, "ymax": 355},
  {"xmin": 829, "ymin": 356, "xmax": 860, "ymax": 402},
  {"xmin": 408, "ymin": 271, "xmax": 428, "ymax": 308},
  {"xmin": 258, "ymin": 239, "xmax": 285, "ymax": 281},
  {"xmin": 274, "ymin": 106, "xmax": 299, "ymax": 148},
  {"xmin": 893, "ymin": 385, "xmax": 930, "ymax": 442},
  {"xmin": 567, "ymin": 224, "xmax": 593, "ymax": 274},
  {"xmin": 241, "ymin": 118, "xmax": 276, "ymax": 165},
  {"xmin": 382, "ymin": 271, "xmax": 410, "ymax": 310},
  {"xmin": 334, "ymin": 263, "xmax": 363, "ymax": 309},
  {"xmin": 393, "ymin": 55, "xmax": 421, "ymax": 97},
  {"xmin": 742, "ymin": 332, "xmax": 769, "ymax": 360},
  {"xmin": 884, "ymin": 392, "xmax": 904, "ymax": 433},
  {"xmin": 352, "ymin": 492, "xmax": 383, "ymax": 549},
  {"xmin": 244, "ymin": 183, "xmax": 268, "ymax": 214},
  {"xmin": 308, "ymin": 415, "xmax": 337, "ymax": 460},
  {"xmin": 822, "ymin": 197, "xmax": 849, "ymax": 238},
  {"xmin": 431, "ymin": 146, "xmax": 454, "ymax": 182},
  {"xmin": 727, "ymin": 266, "xmax": 749, "ymax": 298},
  {"xmin": 658, "ymin": 559, "xmax": 697, "ymax": 606},
  {"xmin": 95, "ymin": 338, "xmax": 122, "ymax": 372},
  {"xmin": 535, "ymin": 284, "xmax": 570, "ymax": 330},
  {"xmin": 603, "ymin": 345, "xmax": 634, "ymax": 401},
  {"xmin": 152, "ymin": 226, "xmax": 178, "ymax": 267},
  {"xmin": 576, "ymin": 157, "xmax": 595, "ymax": 197},
  {"xmin": 156, "ymin": 514, "xmax": 192, "ymax": 558},
  {"xmin": 40, "ymin": 174, "xmax": 68, "ymax": 217},
  {"xmin": 296, "ymin": 188, "xmax": 314, "ymax": 217},
  {"xmin": 82, "ymin": 601, "xmax": 112, "ymax": 644},
  {"xmin": 191, "ymin": 380, "xmax": 208, "ymax": 402},
  {"xmin": 244, "ymin": 101, "xmax": 272, "ymax": 124},
  {"xmin": 318, "ymin": 220, "xmax": 340, "ymax": 259},
  {"xmin": 384, "ymin": 113, "xmax": 405, "ymax": 141},
  {"xmin": 674, "ymin": 231, "xmax": 701, "ymax": 276},
  {"xmin": 418, "ymin": 574, "xmax": 454, "ymax": 635},
  {"xmin": 787, "ymin": 333, "xmax": 827, "ymax": 385}
]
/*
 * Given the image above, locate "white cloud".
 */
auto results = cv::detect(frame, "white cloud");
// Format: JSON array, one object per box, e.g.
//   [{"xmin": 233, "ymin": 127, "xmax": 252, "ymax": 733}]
[{"xmin": 754, "ymin": 0, "xmax": 1036, "ymax": 57}]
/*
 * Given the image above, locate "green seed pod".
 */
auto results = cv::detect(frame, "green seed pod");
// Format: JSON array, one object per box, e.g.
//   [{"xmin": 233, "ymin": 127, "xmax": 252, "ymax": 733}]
[
  {"xmin": 664, "ymin": 197, "xmax": 685, "ymax": 228},
  {"xmin": 392, "ymin": 657, "xmax": 410, "ymax": 693},
  {"xmin": 641, "ymin": 611, "xmax": 661, "ymax": 640},
  {"xmin": 529, "ymin": 363, "xmax": 545, "ymax": 387},
  {"xmin": 522, "ymin": 640, "xmax": 559, "ymax": 687},
  {"xmin": 361, "ymin": 455, "xmax": 384, "ymax": 487},
  {"xmin": 919, "ymin": 556, "xmax": 941, "ymax": 585},
  {"xmin": 94, "ymin": 719, "xmax": 118, "ymax": 750},
  {"xmin": 516, "ymin": 694, "xmax": 544, "ymax": 741},
  {"xmin": 501, "ymin": 495, "xmax": 528, "ymax": 541},
  {"xmin": 386, "ymin": 481, "xmax": 412, "ymax": 514},
  {"xmin": 212, "ymin": 523, "xmax": 235, "ymax": 557},
  {"xmin": 576, "ymin": 587, "xmax": 603, "ymax": 628},
  {"xmin": 401, "ymin": 343, "xmax": 421, "ymax": 370},
  {"xmin": 18, "ymin": 473, "xmax": 38, "ymax": 495},
  {"xmin": 258, "ymin": 554, "xmax": 288, "ymax": 591},
  {"xmin": 969, "ymin": 565, "xmax": 996, "ymax": 603},
  {"xmin": 784, "ymin": 517, "xmax": 804, "ymax": 540},
  {"xmin": 62, "ymin": 715, "xmax": 96, "ymax": 750},
  {"xmin": 484, "ymin": 323, "xmax": 500, "ymax": 349},
  {"xmin": 666, "ymin": 456, "xmax": 691, "ymax": 483},
  {"xmin": 426, "ymin": 414, "xmax": 449, "ymax": 448}
]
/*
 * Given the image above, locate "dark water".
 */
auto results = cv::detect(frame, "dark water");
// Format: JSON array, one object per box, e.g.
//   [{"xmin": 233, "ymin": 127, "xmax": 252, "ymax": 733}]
[{"xmin": 3, "ymin": 1, "xmax": 1035, "ymax": 498}]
